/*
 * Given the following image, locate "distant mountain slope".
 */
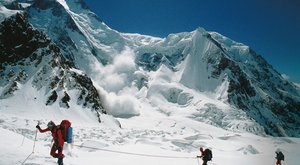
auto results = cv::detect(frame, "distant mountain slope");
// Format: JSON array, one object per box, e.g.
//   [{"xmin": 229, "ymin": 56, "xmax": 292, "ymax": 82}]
[
  {"xmin": 27, "ymin": 0, "xmax": 126, "ymax": 72},
  {"xmin": 0, "ymin": 0, "xmax": 299, "ymax": 137},
  {"xmin": 0, "ymin": 13, "xmax": 106, "ymax": 121},
  {"xmin": 136, "ymin": 28, "xmax": 300, "ymax": 136}
]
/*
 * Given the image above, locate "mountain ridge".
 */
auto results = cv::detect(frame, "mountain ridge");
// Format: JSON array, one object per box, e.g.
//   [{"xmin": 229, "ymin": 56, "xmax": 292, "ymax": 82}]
[
  {"xmin": 0, "ymin": 12, "xmax": 106, "ymax": 122},
  {"xmin": 0, "ymin": 0, "xmax": 300, "ymax": 137}
]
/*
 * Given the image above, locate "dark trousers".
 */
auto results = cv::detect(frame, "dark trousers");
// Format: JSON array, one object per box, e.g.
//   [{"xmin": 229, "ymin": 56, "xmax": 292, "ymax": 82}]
[
  {"xmin": 50, "ymin": 143, "xmax": 64, "ymax": 158},
  {"xmin": 276, "ymin": 160, "xmax": 282, "ymax": 165}
]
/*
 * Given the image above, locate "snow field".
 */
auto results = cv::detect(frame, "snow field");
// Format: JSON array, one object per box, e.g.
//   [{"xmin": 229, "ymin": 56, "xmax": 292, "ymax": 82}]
[
  {"xmin": 1, "ymin": 109, "xmax": 300, "ymax": 165},
  {"xmin": 1, "ymin": 1, "xmax": 300, "ymax": 165}
]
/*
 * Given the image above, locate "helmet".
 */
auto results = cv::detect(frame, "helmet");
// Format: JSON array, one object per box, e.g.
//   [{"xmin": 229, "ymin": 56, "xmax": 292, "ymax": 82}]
[{"xmin": 47, "ymin": 121, "xmax": 55, "ymax": 129}]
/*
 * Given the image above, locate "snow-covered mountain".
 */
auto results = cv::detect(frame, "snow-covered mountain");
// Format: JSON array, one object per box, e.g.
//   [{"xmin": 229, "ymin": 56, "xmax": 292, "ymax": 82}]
[
  {"xmin": 0, "ymin": 12, "xmax": 106, "ymax": 121},
  {"xmin": 1, "ymin": 0, "xmax": 300, "ymax": 139},
  {"xmin": 1, "ymin": 1, "xmax": 300, "ymax": 165}
]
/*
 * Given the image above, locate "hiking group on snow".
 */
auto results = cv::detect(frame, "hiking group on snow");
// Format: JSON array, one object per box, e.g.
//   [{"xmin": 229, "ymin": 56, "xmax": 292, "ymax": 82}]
[{"xmin": 32, "ymin": 120, "xmax": 286, "ymax": 165}]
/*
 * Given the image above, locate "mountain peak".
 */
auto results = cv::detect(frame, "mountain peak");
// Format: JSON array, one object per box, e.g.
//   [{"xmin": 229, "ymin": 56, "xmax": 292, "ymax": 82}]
[
  {"xmin": 194, "ymin": 27, "xmax": 207, "ymax": 35},
  {"xmin": 1, "ymin": 0, "xmax": 300, "ymax": 137},
  {"xmin": 0, "ymin": 12, "xmax": 106, "ymax": 121}
]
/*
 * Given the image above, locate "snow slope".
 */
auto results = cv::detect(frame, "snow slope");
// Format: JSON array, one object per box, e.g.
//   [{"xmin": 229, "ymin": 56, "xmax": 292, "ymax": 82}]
[
  {"xmin": 0, "ymin": 0, "xmax": 299, "ymax": 135},
  {"xmin": 1, "ymin": 106, "xmax": 300, "ymax": 165},
  {"xmin": 22, "ymin": 0, "xmax": 300, "ymax": 136},
  {"xmin": 0, "ymin": 4, "xmax": 19, "ymax": 22},
  {"xmin": 0, "ymin": 0, "xmax": 300, "ymax": 164}
]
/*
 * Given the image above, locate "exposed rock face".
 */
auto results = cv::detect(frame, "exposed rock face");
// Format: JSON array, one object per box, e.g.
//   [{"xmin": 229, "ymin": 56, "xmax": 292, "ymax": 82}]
[{"xmin": 0, "ymin": 13, "xmax": 106, "ymax": 121}]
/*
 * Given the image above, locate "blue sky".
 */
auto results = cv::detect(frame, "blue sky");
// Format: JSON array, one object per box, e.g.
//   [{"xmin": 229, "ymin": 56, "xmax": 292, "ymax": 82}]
[{"xmin": 84, "ymin": 0, "xmax": 300, "ymax": 83}]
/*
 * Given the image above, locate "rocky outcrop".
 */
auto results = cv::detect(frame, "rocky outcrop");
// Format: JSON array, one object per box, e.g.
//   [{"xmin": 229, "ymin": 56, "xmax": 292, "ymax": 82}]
[{"xmin": 0, "ymin": 12, "xmax": 106, "ymax": 120}]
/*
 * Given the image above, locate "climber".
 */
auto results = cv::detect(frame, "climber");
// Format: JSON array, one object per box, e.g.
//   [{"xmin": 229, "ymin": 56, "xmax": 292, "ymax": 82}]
[
  {"xmin": 197, "ymin": 147, "xmax": 212, "ymax": 165},
  {"xmin": 275, "ymin": 150, "xmax": 284, "ymax": 165},
  {"xmin": 36, "ymin": 121, "xmax": 64, "ymax": 165}
]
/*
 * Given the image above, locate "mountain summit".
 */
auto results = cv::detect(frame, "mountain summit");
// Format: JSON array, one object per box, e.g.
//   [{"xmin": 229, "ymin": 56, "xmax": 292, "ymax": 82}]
[{"xmin": 1, "ymin": 0, "xmax": 300, "ymax": 137}]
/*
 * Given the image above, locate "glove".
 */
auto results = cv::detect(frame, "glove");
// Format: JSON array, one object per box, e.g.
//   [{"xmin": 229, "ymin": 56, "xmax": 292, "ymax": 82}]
[
  {"xmin": 197, "ymin": 156, "xmax": 201, "ymax": 158},
  {"xmin": 36, "ymin": 125, "xmax": 40, "ymax": 129}
]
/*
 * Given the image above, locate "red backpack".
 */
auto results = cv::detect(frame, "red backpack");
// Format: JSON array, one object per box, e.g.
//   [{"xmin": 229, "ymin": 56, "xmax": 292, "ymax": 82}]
[{"xmin": 59, "ymin": 120, "xmax": 72, "ymax": 143}]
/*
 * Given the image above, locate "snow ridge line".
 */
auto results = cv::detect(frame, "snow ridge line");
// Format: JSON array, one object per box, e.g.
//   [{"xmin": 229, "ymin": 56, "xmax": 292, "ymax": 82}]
[{"xmin": 73, "ymin": 144, "xmax": 196, "ymax": 159}]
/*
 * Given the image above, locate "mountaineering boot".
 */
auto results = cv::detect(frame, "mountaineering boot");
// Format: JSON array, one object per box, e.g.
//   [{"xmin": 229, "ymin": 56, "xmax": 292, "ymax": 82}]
[{"xmin": 57, "ymin": 157, "xmax": 63, "ymax": 165}]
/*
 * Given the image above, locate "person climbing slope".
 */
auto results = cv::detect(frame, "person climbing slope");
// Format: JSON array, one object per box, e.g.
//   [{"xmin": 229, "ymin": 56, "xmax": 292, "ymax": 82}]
[
  {"xmin": 275, "ymin": 150, "xmax": 284, "ymax": 165},
  {"xmin": 36, "ymin": 121, "xmax": 64, "ymax": 165},
  {"xmin": 197, "ymin": 147, "xmax": 212, "ymax": 165}
]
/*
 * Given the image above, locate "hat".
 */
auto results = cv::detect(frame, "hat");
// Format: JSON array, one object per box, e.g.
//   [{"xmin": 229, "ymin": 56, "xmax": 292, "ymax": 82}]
[{"xmin": 47, "ymin": 121, "xmax": 55, "ymax": 129}]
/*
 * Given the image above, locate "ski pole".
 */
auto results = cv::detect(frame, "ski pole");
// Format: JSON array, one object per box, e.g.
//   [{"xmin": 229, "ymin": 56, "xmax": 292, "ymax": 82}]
[
  {"xmin": 32, "ymin": 129, "xmax": 37, "ymax": 153},
  {"xmin": 196, "ymin": 156, "xmax": 200, "ymax": 165},
  {"xmin": 21, "ymin": 123, "xmax": 39, "ymax": 165},
  {"xmin": 32, "ymin": 121, "xmax": 40, "ymax": 153}
]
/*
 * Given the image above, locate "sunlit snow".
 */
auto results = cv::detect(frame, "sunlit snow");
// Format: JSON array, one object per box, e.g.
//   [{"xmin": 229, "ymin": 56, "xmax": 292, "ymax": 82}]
[{"xmin": 0, "ymin": 0, "xmax": 299, "ymax": 165}]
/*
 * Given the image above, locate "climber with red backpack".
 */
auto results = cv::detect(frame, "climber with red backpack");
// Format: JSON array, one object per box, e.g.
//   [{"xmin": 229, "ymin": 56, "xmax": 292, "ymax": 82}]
[{"xmin": 36, "ymin": 120, "xmax": 72, "ymax": 165}]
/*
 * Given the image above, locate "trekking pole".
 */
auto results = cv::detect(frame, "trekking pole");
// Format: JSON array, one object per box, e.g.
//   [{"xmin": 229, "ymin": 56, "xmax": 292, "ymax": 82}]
[
  {"xmin": 32, "ymin": 130, "xmax": 37, "ymax": 153},
  {"xmin": 21, "ymin": 123, "xmax": 39, "ymax": 165},
  {"xmin": 196, "ymin": 156, "xmax": 200, "ymax": 165},
  {"xmin": 32, "ymin": 121, "xmax": 40, "ymax": 153}
]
